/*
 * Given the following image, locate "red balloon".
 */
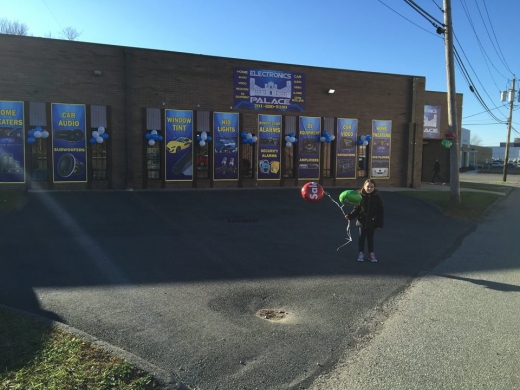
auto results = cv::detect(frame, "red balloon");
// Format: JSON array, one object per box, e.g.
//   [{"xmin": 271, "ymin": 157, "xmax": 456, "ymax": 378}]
[{"xmin": 301, "ymin": 182, "xmax": 325, "ymax": 203}]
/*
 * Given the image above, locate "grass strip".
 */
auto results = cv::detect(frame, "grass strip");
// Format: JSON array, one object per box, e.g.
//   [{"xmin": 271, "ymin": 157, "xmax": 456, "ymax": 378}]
[
  {"xmin": 398, "ymin": 190, "xmax": 502, "ymax": 220},
  {"xmin": 0, "ymin": 309, "xmax": 166, "ymax": 390}
]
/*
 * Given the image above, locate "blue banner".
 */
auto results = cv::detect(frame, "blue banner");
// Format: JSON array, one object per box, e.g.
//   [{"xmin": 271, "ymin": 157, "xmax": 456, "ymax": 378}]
[
  {"xmin": 233, "ymin": 68, "xmax": 305, "ymax": 112},
  {"xmin": 336, "ymin": 118, "xmax": 357, "ymax": 179},
  {"xmin": 213, "ymin": 112, "xmax": 239, "ymax": 181},
  {"xmin": 0, "ymin": 101, "xmax": 25, "ymax": 183},
  {"xmin": 165, "ymin": 109, "xmax": 193, "ymax": 181},
  {"xmin": 371, "ymin": 120, "xmax": 392, "ymax": 179},
  {"xmin": 298, "ymin": 116, "xmax": 321, "ymax": 179},
  {"xmin": 257, "ymin": 114, "xmax": 282, "ymax": 180},
  {"xmin": 52, "ymin": 103, "xmax": 87, "ymax": 183}
]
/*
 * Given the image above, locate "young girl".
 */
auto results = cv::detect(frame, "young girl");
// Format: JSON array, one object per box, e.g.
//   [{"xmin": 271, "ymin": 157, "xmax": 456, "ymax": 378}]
[{"xmin": 345, "ymin": 179, "xmax": 384, "ymax": 262}]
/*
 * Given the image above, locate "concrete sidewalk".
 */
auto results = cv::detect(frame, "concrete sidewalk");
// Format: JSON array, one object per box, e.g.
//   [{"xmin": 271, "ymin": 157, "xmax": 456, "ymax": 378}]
[{"xmin": 309, "ymin": 188, "xmax": 520, "ymax": 390}]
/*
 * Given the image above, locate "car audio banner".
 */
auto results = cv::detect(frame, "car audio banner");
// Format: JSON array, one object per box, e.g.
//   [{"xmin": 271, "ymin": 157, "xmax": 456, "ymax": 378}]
[
  {"xmin": 213, "ymin": 112, "xmax": 239, "ymax": 181},
  {"xmin": 233, "ymin": 67, "xmax": 305, "ymax": 112},
  {"xmin": 0, "ymin": 101, "xmax": 25, "ymax": 183},
  {"xmin": 371, "ymin": 120, "xmax": 392, "ymax": 179},
  {"xmin": 51, "ymin": 103, "xmax": 87, "ymax": 183},
  {"xmin": 336, "ymin": 118, "xmax": 358, "ymax": 179},
  {"xmin": 165, "ymin": 109, "xmax": 194, "ymax": 181},
  {"xmin": 423, "ymin": 105, "xmax": 441, "ymax": 139},
  {"xmin": 297, "ymin": 116, "xmax": 321, "ymax": 179},
  {"xmin": 257, "ymin": 114, "xmax": 282, "ymax": 180}
]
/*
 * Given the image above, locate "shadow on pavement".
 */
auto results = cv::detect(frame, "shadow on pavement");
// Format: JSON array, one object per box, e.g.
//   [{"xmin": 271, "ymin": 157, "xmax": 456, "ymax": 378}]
[{"xmin": 437, "ymin": 274, "xmax": 520, "ymax": 292}]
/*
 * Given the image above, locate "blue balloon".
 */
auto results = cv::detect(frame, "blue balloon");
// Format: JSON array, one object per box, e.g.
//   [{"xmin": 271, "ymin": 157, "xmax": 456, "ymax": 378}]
[
  {"xmin": 90, "ymin": 137, "xmax": 97, "ymax": 144},
  {"xmin": 35, "ymin": 126, "xmax": 42, "ymax": 132},
  {"xmin": 357, "ymin": 139, "xmax": 364, "ymax": 145},
  {"xmin": 156, "ymin": 135, "xmax": 163, "ymax": 142},
  {"xmin": 365, "ymin": 135, "xmax": 372, "ymax": 142},
  {"xmin": 27, "ymin": 136, "xmax": 36, "ymax": 144},
  {"xmin": 145, "ymin": 133, "xmax": 152, "ymax": 140},
  {"xmin": 101, "ymin": 133, "xmax": 109, "ymax": 139},
  {"xmin": 28, "ymin": 129, "xmax": 35, "ymax": 137},
  {"xmin": 206, "ymin": 136, "xmax": 212, "ymax": 142}
]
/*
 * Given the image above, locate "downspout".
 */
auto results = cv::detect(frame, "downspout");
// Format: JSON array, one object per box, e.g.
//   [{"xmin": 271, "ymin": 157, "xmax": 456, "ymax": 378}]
[{"xmin": 124, "ymin": 48, "xmax": 133, "ymax": 189}]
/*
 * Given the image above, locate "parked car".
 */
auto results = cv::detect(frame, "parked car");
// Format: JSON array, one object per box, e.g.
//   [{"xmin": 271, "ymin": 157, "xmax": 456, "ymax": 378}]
[{"xmin": 491, "ymin": 160, "xmax": 504, "ymax": 168}]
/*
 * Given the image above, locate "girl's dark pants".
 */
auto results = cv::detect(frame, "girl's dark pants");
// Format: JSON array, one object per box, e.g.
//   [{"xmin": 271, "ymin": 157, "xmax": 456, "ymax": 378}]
[{"xmin": 358, "ymin": 227, "xmax": 375, "ymax": 253}]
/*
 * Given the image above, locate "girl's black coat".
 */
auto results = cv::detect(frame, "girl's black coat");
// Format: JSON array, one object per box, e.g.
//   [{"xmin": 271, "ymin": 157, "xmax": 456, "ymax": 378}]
[{"xmin": 349, "ymin": 189, "xmax": 384, "ymax": 229}]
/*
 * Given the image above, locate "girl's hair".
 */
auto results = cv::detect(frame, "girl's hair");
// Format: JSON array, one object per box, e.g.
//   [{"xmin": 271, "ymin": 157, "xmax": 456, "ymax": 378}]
[{"xmin": 360, "ymin": 179, "xmax": 376, "ymax": 191}]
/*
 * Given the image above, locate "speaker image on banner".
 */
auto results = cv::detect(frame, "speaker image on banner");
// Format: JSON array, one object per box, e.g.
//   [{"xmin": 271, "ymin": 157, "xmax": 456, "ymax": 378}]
[{"xmin": 57, "ymin": 153, "xmax": 85, "ymax": 178}]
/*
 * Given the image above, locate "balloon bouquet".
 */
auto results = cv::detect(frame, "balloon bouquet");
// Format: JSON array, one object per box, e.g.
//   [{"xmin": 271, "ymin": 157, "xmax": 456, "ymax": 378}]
[{"xmin": 301, "ymin": 182, "xmax": 362, "ymax": 250}]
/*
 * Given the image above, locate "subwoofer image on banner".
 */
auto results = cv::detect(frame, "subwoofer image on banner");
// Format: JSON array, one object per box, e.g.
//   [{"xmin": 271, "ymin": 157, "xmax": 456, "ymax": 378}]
[{"xmin": 57, "ymin": 153, "xmax": 85, "ymax": 178}]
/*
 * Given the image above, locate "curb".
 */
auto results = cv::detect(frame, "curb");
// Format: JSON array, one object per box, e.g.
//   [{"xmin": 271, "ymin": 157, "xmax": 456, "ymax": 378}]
[{"xmin": 0, "ymin": 304, "xmax": 190, "ymax": 390}]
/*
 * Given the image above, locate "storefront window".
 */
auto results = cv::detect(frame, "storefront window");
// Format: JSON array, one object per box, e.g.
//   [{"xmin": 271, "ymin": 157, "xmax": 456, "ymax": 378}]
[
  {"xmin": 147, "ymin": 144, "xmax": 160, "ymax": 179},
  {"xmin": 31, "ymin": 138, "xmax": 48, "ymax": 181},
  {"xmin": 92, "ymin": 143, "xmax": 107, "ymax": 180}
]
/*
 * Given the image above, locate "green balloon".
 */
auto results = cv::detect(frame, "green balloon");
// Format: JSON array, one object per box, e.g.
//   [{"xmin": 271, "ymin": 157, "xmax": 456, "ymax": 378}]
[
  {"xmin": 441, "ymin": 139, "xmax": 452, "ymax": 149},
  {"xmin": 339, "ymin": 190, "xmax": 362, "ymax": 205}
]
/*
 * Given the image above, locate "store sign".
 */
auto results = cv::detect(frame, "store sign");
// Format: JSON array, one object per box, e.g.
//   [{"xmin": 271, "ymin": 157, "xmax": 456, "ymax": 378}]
[
  {"xmin": 297, "ymin": 116, "xmax": 321, "ymax": 179},
  {"xmin": 371, "ymin": 120, "xmax": 392, "ymax": 179},
  {"xmin": 0, "ymin": 100, "xmax": 25, "ymax": 183},
  {"xmin": 51, "ymin": 103, "xmax": 87, "ymax": 183},
  {"xmin": 423, "ymin": 105, "xmax": 441, "ymax": 139},
  {"xmin": 336, "ymin": 118, "xmax": 358, "ymax": 179},
  {"xmin": 165, "ymin": 109, "xmax": 194, "ymax": 181},
  {"xmin": 233, "ymin": 67, "xmax": 305, "ymax": 112}
]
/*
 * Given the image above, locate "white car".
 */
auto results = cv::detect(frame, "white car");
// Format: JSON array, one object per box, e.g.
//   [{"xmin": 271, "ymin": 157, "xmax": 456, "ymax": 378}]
[{"xmin": 491, "ymin": 161, "xmax": 504, "ymax": 168}]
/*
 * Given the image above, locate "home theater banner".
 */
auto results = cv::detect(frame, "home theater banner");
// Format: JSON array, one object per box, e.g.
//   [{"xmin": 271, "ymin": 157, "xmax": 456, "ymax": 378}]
[{"xmin": 0, "ymin": 100, "xmax": 25, "ymax": 183}]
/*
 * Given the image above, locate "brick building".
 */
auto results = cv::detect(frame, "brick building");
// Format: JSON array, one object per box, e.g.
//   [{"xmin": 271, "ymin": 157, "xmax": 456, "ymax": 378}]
[{"xmin": 0, "ymin": 34, "xmax": 462, "ymax": 191}]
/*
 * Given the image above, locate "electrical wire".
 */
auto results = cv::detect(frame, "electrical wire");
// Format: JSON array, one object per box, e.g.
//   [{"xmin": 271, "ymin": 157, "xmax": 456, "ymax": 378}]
[{"xmin": 375, "ymin": 0, "xmax": 440, "ymax": 37}]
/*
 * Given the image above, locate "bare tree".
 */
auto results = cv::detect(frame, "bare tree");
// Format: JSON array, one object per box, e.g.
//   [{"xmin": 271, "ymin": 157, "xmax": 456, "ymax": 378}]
[
  {"xmin": 0, "ymin": 18, "xmax": 29, "ymax": 35},
  {"xmin": 470, "ymin": 134, "xmax": 483, "ymax": 146},
  {"xmin": 60, "ymin": 26, "xmax": 81, "ymax": 41}
]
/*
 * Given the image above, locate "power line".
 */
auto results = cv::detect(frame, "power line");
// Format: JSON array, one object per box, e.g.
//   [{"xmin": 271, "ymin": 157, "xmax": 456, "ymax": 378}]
[{"xmin": 375, "ymin": 0, "xmax": 440, "ymax": 37}]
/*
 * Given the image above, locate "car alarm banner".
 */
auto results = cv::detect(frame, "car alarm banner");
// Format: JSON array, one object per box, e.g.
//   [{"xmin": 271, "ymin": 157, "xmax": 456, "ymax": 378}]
[
  {"xmin": 257, "ymin": 114, "xmax": 282, "ymax": 180},
  {"xmin": 371, "ymin": 120, "xmax": 392, "ymax": 179},
  {"xmin": 165, "ymin": 109, "xmax": 194, "ymax": 181},
  {"xmin": 423, "ymin": 105, "xmax": 441, "ymax": 139},
  {"xmin": 0, "ymin": 100, "xmax": 25, "ymax": 183},
  {"xmin": 213, "ymin": 112, "xmax": 239, "ymax": 181},
  {"xmin": 233, "ymin": 67, "xmax": 305, "ymax": 112},
  {"xmin": 336, "ymin": 118, "xmax": 358, "ymax": 179},
  {"xmin": 51, "ymin": 103, "xmax": 87, "ymax": 183},
  {"xmin": 297, "ymin": 116, "xmax": 321, "ymax": 179}
]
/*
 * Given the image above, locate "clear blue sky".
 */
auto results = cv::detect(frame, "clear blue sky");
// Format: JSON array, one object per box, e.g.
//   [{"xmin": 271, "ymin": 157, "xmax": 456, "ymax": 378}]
[{"xmin": 3, "ymin": 0, "xmax": 519, "ymax": 147}]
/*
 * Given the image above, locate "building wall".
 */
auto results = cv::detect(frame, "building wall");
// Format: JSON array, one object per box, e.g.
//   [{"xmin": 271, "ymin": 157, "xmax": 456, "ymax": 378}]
[{"xmin": 0, "ymin": 34, "xmax": 451, "ymax": 191}]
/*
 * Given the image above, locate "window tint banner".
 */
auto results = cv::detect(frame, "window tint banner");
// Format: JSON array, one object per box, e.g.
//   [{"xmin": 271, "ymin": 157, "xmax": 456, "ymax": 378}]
[
  {"xmin": 297, "ymin": 116, "xmax": 321, "ymax": 179},
  {"xmin": 257, "ymin": 114, "xmax": 282, "ymax": 180},
  {"xmin": 51, "ymin": 103, "xmax": 87, "ymax": 183},
  {"xmin": 336, "ymin": 118, "xmax": 358, "ymax": 179},
  {"xmin": 233, "ymin": 67, "xmax": 305, "ymax": 112},
  {"xmin": 213, "ymin": 112, "xmax": 239, "ymax": 181},
  {"xmin": 165, "ymin": 109, "xmax": 194, "ymax": 182},
  {"xmin": 423, "ymin": 105, "xmax": 441, "ymax": 139},
  {"xmin": 371, "ymin": 120, "xmax": 391, "ymax": 179},
  {"xmin": 0, "ymin": 101, "xmax": 25, "ymax": 183}
]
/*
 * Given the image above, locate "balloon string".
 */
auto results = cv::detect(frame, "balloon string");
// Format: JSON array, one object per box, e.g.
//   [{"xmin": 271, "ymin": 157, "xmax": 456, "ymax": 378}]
[{"xmin": 325, "ymin": 192, "xmax": 353, "ymax": 251}]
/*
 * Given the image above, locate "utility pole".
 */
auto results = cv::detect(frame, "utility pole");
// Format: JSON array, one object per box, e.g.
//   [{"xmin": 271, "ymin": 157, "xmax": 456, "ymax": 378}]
[
  {"xmin": 443, "ymin": 0, "xmax": 460, "ymax": 203},
  {"xmin": 502, "ymin": 77, "xmax": 515, "ymax": 182}
]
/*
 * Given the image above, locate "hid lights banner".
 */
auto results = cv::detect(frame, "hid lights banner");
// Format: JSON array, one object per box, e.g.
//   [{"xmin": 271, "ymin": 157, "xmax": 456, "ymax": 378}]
[
  {"xmin": 336, "ymin": 118, "xmax": 358, "ymax": 180},
  {"xmin": 298, "ymin": 116, "xmax": 321, "ymax": 179},
  {"xmin": 423, "ymin": 105, "xmax": 441, "ymax": 139},
  {"xmin": 257, "ymin": 114, "xmax": 282, "ymax": 180},
  {"xmin": 371, "ymin": 120, "xmax": 392, "ymax": 179},
  {"xmin": 0, "ymin": 100, "xmax": 25, "ymax": 183},
  {"xmin": 233, "ymin": 67, "xmax": 305, "ymax": 112},
  {"xmin": 165, "ymin": 109, "xmax": 194, "ymax": 182},
  {"xmin": 213, "ymin": 112, "xmax": 239, "ymax": 181},
  {"xmin": 51, "ymin": 103, "xmax": 87, "ymax": 183}
]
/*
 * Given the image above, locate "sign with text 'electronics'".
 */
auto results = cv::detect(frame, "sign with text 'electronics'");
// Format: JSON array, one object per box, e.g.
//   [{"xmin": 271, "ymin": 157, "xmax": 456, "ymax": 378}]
[
  {"xmin": 51, "ymin": 103, "xmax": 87, "ymax": 183},
  {"xmin": 336, "ymin": 118, "xmax": 358, "ymax": 180},
  {"xmin": 257, "ymin": 114, "xmax": 282, "ymax": 180},
  {"xmin": 371, "ymin": 120, "xmax": 392, "ymax": 179},
  {"xmin": 233, "ymin": 68, "xmax": 305, "ymax": 112},
  {"xmin": 297, "ymin": 116, "xmax": 321, "ymax": 180},
  {"xmin": 165, "ymin": 109, "xmax": 194, "ymax": 182},
  {"xmin": 0, "ymin": 101, "xmax": 25, "ymax": 183}
]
